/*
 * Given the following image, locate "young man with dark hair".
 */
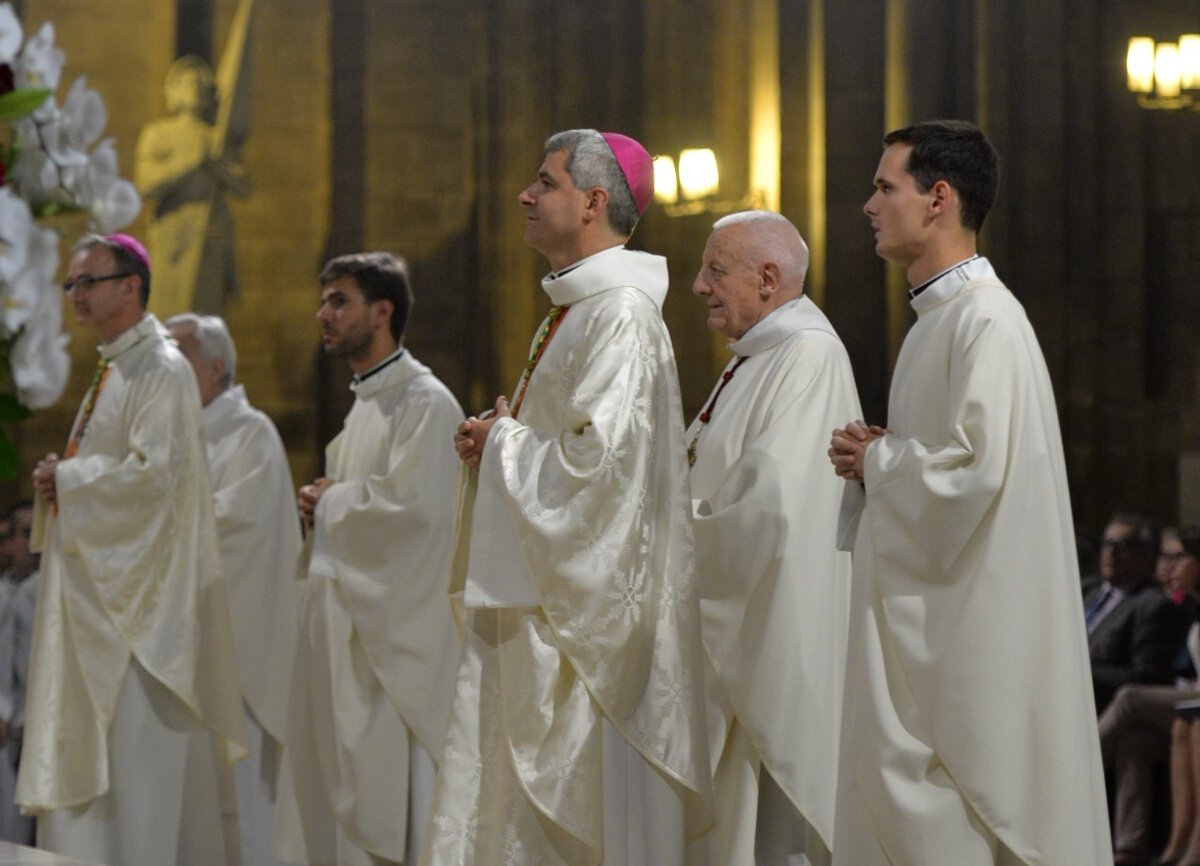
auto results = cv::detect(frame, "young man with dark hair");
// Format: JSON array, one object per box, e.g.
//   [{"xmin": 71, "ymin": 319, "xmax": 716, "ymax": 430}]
[
  {"xmin": 274, "ymin": 251, "xmax": 463, "ymax": 866},
  {"xmin": 830, "ymin": 121, "xmax": 1110, "ymax": 865}
]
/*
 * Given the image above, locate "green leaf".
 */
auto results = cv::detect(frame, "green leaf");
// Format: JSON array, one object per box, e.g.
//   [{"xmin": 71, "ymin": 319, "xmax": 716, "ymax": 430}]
[
  {"xmin": 0, "ymin": 430, "xmax": 17, "ymax": 480},
  {"xmin": 0, "ymin": 393, "xmax": 31, "ymax": 422},
  {"xmin": 0, "ymin": 88, "xmax": 52, "ymax": 122}
]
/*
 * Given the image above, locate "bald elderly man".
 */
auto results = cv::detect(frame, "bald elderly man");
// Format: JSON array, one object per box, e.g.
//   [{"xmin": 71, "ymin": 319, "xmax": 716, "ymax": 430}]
[{"xmin": 687, "ymin": 211, "xmax": 860, "ymax": 866}]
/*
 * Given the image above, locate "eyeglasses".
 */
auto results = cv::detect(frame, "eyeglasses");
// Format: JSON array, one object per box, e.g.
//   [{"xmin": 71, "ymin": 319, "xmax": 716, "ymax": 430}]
[
  {"xmin": 62, "ymin": 272, "xmax": 133, "ymax": 293},
  {"xmin": 1160, "ymin": 551, "xmax": 1194, "ymax": 563},
  {"xmin": 1100, "ymin": 538, "xmax": 1143, "ymax": 552}
]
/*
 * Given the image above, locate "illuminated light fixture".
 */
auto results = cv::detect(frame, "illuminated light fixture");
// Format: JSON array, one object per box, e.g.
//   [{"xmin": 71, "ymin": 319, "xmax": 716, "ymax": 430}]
[
  {"xmin": 1156, "ymin": 42, "xmax": 1182, "ymax": 97},
  {"xmin": 1127, "ymin": 37, "xmax": 1155, "ymax": 93},
  {"xmin": 1182, "ymin": 35, "xmax": 1200, "ymax": 89},
  {"xmin": 1128, "ymin": 34, "xmax": 1200, "ymax": 110},
  {"xmin": 653, "ymin": 155, "xmax": 678, "ymax": 204},
  {"xmin": 678, "ymin": 148, "xmax": 720, "ymax": 200},
  {"xmin": 652, "ymin": 148, "xmax": 764, "ymax": 217}
]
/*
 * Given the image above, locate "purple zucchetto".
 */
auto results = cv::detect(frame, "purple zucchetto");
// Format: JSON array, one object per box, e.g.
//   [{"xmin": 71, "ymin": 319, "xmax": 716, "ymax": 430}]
[
  {"xmin": 600, "ymin": 132, "xmax": 653, "ymax": 217},
  {"xmin": 105, "ymin": 233, "xmax": 151, "ymax": 272}
]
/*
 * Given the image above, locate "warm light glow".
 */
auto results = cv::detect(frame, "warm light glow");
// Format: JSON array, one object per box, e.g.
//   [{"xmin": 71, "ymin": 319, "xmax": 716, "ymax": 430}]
[
  {"xmin": 678, "ymin": 149, "xmax": 719, "ymax": 200},
  {"xmin": 1155, "ymin": 42, "xmax": 1182, "ymax": 97},
  {"xmin": 1181, "ymin": 35, "xmax": 1200, "ymax": 90},
  {"xmin": 1127, "ymin": 37, "xmax": 1155, "ymax": 93},
  {"xmin": 652, "ymin": 155, "xmax": 678, "ymax": 204}
]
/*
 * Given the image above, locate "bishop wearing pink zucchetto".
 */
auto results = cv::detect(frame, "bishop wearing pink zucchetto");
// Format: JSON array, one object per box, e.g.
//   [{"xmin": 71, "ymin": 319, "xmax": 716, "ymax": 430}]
[
  {"xmin": 21, "ymin": 233, "xmax": 247, "ymax": 866},
  {"xmin": 426, "ymin": 130, "xmax": 715, "ymax": 866}
]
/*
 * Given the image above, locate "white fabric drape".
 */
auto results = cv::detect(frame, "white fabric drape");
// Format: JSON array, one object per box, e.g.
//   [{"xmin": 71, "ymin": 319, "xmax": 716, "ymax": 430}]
[
  {"xmin": 688, "ymin": 297, "xmax": 859, "ymax": 865},
  {"xmin": 834, "ymin": 262, "xmax": 1110, "ymax": 865},
  {"xmin": 423, "ymin": 247, "xmax": 713, "ymax": 866}
]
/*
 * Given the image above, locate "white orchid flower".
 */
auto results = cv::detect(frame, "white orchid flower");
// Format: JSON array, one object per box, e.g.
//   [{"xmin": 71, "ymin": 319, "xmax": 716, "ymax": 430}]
[
  {"xmin": 11, "ymin": 315, "xmax": 69, "ymax": 408},
  {"xmin": 16, "ymin": 22, "xmax": 64, "ymax": 93},
  {"xmin": 0, "ymin": 4, "xmax": 23, "ymax": 64},
  {"xmin": 0, "ymin": 187, "xmax": 33, "ymax": 282}
]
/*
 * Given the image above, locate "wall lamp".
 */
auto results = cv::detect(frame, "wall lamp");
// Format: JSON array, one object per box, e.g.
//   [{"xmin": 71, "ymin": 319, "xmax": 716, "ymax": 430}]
[
  {"xmin": 1127, "ymin": 35, "xmax": 1200, "ymax": 110},
  {"xmin": 653, "ymin": 149, "xmax": 764, "ymax": 217}
]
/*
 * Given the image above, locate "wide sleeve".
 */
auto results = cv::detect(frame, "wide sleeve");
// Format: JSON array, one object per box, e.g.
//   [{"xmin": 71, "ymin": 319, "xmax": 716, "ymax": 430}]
[
  {"xmin": 692, "ymin": 335, "xmax": 858, "ymax": 847},
  {"xmin": 209, "ymin": 416, "xmax": 304, "ymax": 742},
  {"xmin": 311, "ymin": 384, "xmax": 463, "ymax": 757},
  {"xmin": 479, "ymin": 290, "xmax": 712, "ymax": 837},
  {"xmin": 863, "ymin": 308, "xmax": 1018, "ymax": 579}
]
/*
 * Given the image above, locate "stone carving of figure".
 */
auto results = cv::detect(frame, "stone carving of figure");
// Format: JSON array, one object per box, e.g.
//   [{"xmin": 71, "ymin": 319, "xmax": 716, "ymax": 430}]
[{"xmin": 136, "ymin": 2, "xmax": 254, "ymax": 317}]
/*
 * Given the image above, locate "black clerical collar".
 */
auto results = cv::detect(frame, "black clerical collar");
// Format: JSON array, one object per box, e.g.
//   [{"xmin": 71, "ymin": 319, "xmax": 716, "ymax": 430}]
[
  {"xmin": 908, "ymin": 255, "xmax": 980, "ymax": 301},
  {"xmin": 353, "ymin": 347, "xmax": 405, "ymax": 385}
]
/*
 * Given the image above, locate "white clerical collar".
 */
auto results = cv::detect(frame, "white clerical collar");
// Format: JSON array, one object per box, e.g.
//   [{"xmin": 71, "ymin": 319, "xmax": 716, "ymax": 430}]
[
  {"xmin": 729, "ymin": 296, "xmax": 838, "ymax": 357},
  {"xmin": 202, "ymin": 384, "xmax": 248, "ymax": 422},
  {"xmin": 909, "ymin": 255, "xmax": 996, "ymax": 313},
  {"xmin": 545, "ymin": 245, "xmax": 625, "ymax": 282},
  {"xmin": 352, "ymin": 347, "xmax": 405, "ymax": 386},
  {"xmin": 99, "ymin": 314, "xmax": 160, "ymax": 362}
]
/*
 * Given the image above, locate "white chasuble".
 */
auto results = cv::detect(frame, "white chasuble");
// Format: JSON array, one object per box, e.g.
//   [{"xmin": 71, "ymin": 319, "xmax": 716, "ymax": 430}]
[
  {"xmin": 17, "ymin": 316, "xmax": 247, "ymax": 813},
  {"xmin": 202, "ymin": 384, "xmax": 304, "ymax": 866},
  {"xmin": 687, "ymin": 297, "xmax": 860, "ymax": 865},
  {"xmin": 423, "ymin": 247, "xmax": 713, "ymax": 866},
  {"xmin": 834, "ymin": 260, "xmax": 1110, "ymax": 865},
  {"xmin": 274, "ymin": 351, "xmax": 463, "ymax": 866}
]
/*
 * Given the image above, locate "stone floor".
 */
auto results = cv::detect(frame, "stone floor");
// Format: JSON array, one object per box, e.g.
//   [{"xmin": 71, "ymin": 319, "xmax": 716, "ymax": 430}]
[{"xmin": 0, "ymin": 843, "xmax": 100, "ymax": 865}]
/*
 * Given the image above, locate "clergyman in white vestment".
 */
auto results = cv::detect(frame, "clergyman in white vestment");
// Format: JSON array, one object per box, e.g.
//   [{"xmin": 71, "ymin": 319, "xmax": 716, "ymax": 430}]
[
  {"xmin": 432, "ymin": 129, "xmax": 713, "ymax": 866},
  {"xmin": 688, "ymin": 212, "xmax": 860, "ymax": 866},
  {"xmin": 167, "ymin": 313, "xmax": 304, "ymax": 866},
  {"xmin": 830, "ymin": 121, "xmax": 1110, "ymax": 865},
  {"xmin": 20, "ymin": 233, "xmax": 248, "ymax": 866},
  {"xmin": 273, "ymin": 251, "xmax": 463, "ymax": 866}
]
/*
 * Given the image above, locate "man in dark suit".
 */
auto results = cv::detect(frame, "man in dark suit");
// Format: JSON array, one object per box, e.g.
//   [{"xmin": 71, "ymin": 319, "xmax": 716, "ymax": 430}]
[{"xmin": 1086, "ymin": 512, "xmax": 1190, "ymax": 714}]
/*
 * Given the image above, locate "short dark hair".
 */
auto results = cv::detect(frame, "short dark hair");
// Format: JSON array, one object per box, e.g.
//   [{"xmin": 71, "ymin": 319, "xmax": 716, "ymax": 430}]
[
  {"xmin": 1108, "ymin": 511, "xmax": 1160, "ymax": 559},
  {"xmin": 883, "ymin": 120, "xmax": 999, "ymax": 234},
  {"xmin": 319, "ymin": 252, "xmax": 413, "ymax": 342},
  {"xmin": 72, "ymin": 234, "xmax": 152, "ymax": 306}
]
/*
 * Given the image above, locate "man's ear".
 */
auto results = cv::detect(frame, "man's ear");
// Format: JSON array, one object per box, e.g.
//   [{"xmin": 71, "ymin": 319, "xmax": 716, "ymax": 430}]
[
  {"xmin": 371, "ymin": 298, "xmax": 394, "ymax": 332},
  {"xmin": 928, "ymin": 179, "xmax": 955, "ymax": 219},
  {"xmin": 760, "ymin": 261, "xmax": 782, "ymax": 298},
  {"xmin": 582, "ymin": 187, "xmax": 610, "ymax": 224}
]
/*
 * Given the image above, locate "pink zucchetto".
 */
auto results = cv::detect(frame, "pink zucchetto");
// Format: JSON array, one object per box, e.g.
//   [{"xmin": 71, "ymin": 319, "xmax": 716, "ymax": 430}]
[
  {"xmin": 105, "ymin": 233, "xmax": 151, "ymax": 272},
  {"xmin": 600, "ymin": 132, "xmax": 653, "ymax": 217}
]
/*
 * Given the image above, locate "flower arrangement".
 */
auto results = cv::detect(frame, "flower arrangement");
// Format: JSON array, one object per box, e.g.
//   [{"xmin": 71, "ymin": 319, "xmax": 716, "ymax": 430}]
[{"xmin": 0, "ymin": 2, "xmax": 139, "ymax": 475}]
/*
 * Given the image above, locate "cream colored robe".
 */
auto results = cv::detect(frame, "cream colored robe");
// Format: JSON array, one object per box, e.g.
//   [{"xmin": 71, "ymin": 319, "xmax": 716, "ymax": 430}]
[
  {"xmin": 17, "ymin": 314, "xmax": 247, "ymax": 811},
  {"xmin": 274, "ymin": 351, "xmax": 463, "ymax": 866},
  {"xmin": 834, "ymin": 259, "xmax": 1110, "ymax": 865},
  {"xmin": 204, "ymin": 384, "xmax": 302, "ymax": 748},
  {"xmin": 688, "ymin": 297, "xmax": 859, "ymax": 865},
  {"xmin": 202, "ymin": 384, "xmax": 304, "ymax": 866},
  {"xmin": 423, "ymin": 247, "xmax": 713, "ymax": 866}
]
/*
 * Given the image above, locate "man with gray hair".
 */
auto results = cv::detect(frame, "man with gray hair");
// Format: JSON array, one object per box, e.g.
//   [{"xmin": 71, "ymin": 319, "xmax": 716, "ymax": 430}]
[
  {"xmin": 688, "ymin": 211, "xmax": 860, "ymax": 866},
  {"xmin": 430, "ymin": 129, "xmax": 713, "ymax": 865},
  {"xmin": 166, "ymin": 313, "xmax": 303, "ymax": 866}
]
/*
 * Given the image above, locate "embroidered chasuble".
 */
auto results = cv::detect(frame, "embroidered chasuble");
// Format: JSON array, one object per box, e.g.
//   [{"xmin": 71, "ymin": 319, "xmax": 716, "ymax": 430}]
[
  {"xmin": 687, "ymin": 296, "xmax": 860, "ymax": 865},
  {"xmin": 423, "ymin": 246, "xmax": 713, "ymax": 866},
  {"xmin": 834, "ymin": 259, "xmax": 1111, "ymax": 865},
  {"xmin": 18, "ymin": 314, "xmax": 248, "ymax": 811},
  {"xmin": 274, "ymin": 351, "xmax": 463, "ymax": 866}
]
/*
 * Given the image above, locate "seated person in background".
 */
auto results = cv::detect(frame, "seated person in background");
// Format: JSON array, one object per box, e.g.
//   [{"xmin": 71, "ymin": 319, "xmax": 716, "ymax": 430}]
[
  {"xmin": 1099, "ymin": 526, "xmax": 1200, "ymax": 866},
  {"xmin": 1086, "ymin": 512, "xmax": 1190, "ymax": 715}
]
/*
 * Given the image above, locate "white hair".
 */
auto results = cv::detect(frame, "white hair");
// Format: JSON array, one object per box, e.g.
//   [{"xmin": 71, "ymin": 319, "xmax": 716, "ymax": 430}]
[{"xmin": 165, "ymin": 312, "xmax": 237, "ymax": 388}]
